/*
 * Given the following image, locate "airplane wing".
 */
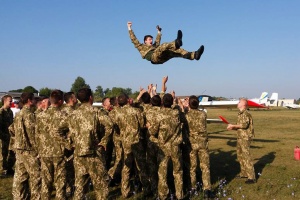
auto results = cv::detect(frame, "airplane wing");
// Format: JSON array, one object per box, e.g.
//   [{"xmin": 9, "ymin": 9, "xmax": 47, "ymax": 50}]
[{"xmin": 199, "ymin": 99, "xmax": 267, "ymax": 109}]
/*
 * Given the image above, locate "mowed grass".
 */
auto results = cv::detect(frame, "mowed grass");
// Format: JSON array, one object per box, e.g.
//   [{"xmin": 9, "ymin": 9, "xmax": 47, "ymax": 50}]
[{"xmin": 1, "ymin": 108, "xmax": 300, "ymax": 199}]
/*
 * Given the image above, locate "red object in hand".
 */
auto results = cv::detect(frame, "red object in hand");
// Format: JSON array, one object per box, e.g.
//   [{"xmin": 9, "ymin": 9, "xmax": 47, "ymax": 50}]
[
  {"xmin": 294, "ymin": 146, "xmax": 300, "ymax": 160},
  {"xmin": 219, "ymin": 116, "xmax": 229, "ymax": 124}
]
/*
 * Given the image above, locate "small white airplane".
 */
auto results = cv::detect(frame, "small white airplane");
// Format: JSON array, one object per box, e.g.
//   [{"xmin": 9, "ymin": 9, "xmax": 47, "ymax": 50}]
[
  {"xmin": 198, "ymin": 92, "xmax": 279, "ymax": 109},
  {"xmin": 284, "ymin": 103, "xmax": 300, "ymax": 109}
]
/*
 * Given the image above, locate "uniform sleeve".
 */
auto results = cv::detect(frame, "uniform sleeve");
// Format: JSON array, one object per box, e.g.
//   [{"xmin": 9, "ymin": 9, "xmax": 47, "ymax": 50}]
[
  {"xmin": 153, "ymin": 32, "xmax": 161, "ymax": 47},
  {"xmin": 98, "ymin": 112, "xmax": 113, "ymax": 148},
  {"xmin": 129, "ymin": 30, "xmax": 143, "ymax": 50}
]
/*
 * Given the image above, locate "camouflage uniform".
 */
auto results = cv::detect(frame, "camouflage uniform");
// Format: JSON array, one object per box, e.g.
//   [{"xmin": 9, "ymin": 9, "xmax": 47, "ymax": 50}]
[
  {"xmin": 236, "ymin": 109, "xmax": 255, "ymax": 180},
  {"xmin": 185, "ymin": 109, "xmax": 211, "ymax": 190},
  {"xmin": 148, "ymin": 107, "xmax": 183, "ymax": 200},
  {"xmin": 68, "ymin": 103, "xmax": 111, "ymax": 200},
  {"xmin": 145, "ymin": 106, "xmax": 161, "ymax": 195},
  {"xmin": 99, "ymin": 108, "xmax": 114, "ymax": 171},
  {"xmin": 11, "ymin": 105, "xmax": 41, "ymax": 200},
  {"xmin": 36, "ymin": 106, "xmax": 70, "ymax": 200},
  {"xmin": 108, "ymin": 107, "xmax": 123, "ymax": 181},
  {"xmin": 0, "ymin": 106, "xmax": 14, "ymax": 174},
  {"xmin": 60, "ymin": 104, "xmax": 76, "ymax": 196},
  {"xmin": 129, "ymin": 30, "xmax": 195, "ymax": 64},
  {"xmin": 114, "ymin": 104, "xmax": 150, "ymax": 198}
]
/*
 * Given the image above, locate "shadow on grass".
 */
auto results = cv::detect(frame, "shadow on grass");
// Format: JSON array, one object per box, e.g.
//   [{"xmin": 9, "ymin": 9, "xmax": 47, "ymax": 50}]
[
  {"xmin": 254, "ymin": 151, "xmax": 276, "ymax": 181},
  {"xmin": 209, "ymin": 148, "xmax": 239, "ymax": 185},
  {"xmin": 209, "ymin": 135, "xmax": 280, "ymax": 144}
]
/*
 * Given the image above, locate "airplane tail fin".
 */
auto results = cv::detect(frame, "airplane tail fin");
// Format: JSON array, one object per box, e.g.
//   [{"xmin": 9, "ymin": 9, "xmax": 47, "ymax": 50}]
[
  {"xmin": 268, "ymin": 93, "xmax": 278, "ymax": 106},
  {"xmin": 259, "ymin": 92, "xmax": 269, "ymax": 104}
]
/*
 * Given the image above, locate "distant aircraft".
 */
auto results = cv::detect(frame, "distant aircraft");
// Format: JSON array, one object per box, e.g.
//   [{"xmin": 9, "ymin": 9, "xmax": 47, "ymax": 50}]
[
  {"xmin": 284, "ymin": 103, "xmax": 300, "ymax": 109},
  {"xmin": 197, "ymin": 92, "xmax": 279, "ymax": 109}
]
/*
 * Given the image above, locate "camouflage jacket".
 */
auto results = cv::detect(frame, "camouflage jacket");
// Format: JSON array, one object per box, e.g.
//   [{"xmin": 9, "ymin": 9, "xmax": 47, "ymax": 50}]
[
  {"xmin": 35, "ymin": 106, "xmax": 69, "ymax": 157},
  {"xmin": 11, "ymin": 105, "xmax": 37, "ymax": 151},
  {"xmin": 98, "ymin": 109, "xmax": 113, "ymax": 147},
  {"xmin": 60, "ymin": 104, "xmax": 75, "ymax": 115},
  {"xmin": 148, "ymin": 107, "xmax": 182, "ymax": 152},
  {"xmin": 68, "ymin": 103, "xmax": 112, "ymax": 157},
  {"xmin": 236, "ymin": 109, "xmax": 254, "ymax": 139},
  {"xmin": 145, "ymin": 106, "xmax": 161, "ymax": 143},
  {"xmin": 109, "ymin": 106, "xmax": 121, "ymax": 142},
  {"xmin": 0, "ymin": 106, "xmax": 13, "ymax": 138},
  {"xmin": 129, "ymin": 29, "xmax": 161, "ymax": 59},
  {"xmin": 185, "ymin": 109, "xmax": 208, "ymax": 150},
  {"xmin": 114, "ymin": 104, "xmax": 144, "ymax": 150}
]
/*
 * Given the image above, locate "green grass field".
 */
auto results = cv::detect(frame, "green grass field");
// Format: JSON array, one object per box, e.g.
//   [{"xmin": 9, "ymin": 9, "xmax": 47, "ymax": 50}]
[{"xmin": 1, "ymin": 107, "xmax": 300, "ymax": 199}]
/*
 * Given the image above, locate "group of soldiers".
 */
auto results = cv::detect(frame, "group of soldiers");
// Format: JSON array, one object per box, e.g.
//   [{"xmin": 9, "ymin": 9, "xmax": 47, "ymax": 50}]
[{"xmin": 0, "ymin": 76, "xmax": 256, "ymax": 200}]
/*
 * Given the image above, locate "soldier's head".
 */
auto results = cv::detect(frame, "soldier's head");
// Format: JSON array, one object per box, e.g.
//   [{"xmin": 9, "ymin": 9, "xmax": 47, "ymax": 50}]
[
  {"xmin": 144, "ymin": 35, "xmax": 153, "ymax": 46},
  {"xmin": 1, "ymin": 95, "xmax": 12, "ymax": 108},
  {"xmin": 238, "ymin": 98, "xmax": 248, "ymax": 110},
  {"xmin": 50, "ymin": 90, "xmax": 64, "ymax": 106},
  {"xmin": 140, "ymin": 92, "xmax": 151, "ymax": 104},
  {"xmin": 150, "ymin": 95, "xmax": 161, "ymax": 107},
  {"xmin": 77, "ymin": 88, "xmax": 93, "ymax": 104},
  {"xmin": 117, "ymin": 94, "xmax": 128, "ymax": 107},
  {"xmin": 189, "ymin": 95, "xmax": 199, "ymax": 109},
  {"xmin": 64, "ymin": 92, "xmax": 77, "ymax": 106},
  {"xmin": 110, "ymin": 96, "xmax": 118, "ymax": 107},
  {"xmin": 162, "ymin": 93, "xmax": 173, "ymax": 108},
  {"xmin": 21, "ymin": 92, "xmax": 35, "ymax": 107},
  {"xmin": 102, "ymin": 97, "xmax": 111, "ymax": 110}
]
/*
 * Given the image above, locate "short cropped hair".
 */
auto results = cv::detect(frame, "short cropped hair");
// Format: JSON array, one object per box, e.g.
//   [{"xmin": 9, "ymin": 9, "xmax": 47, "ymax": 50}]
[
  {"xmin": 144, "ymin": 35, "xmax": 153, "ymax": 43},
  {"xmin": 20, "ymin": 92, "xmax": 34, "ymax": 105},
  {"xmin": 162, "ymin": 93, "xmax": 173, "ymax": 108},
  {"xmin": 77, "ymin": 88, "xmax": 92, "ymax": 103},
  {"xmin": 150, "ymin": 95, "xmax": 161, "ymax": 107},
  {"xmin": 189, "ymin": 95, "xmax": 199, "ymax": 109},
  {"xmin": 1, "ymin": 95, "xmax": 12, "ymax": 104},
  {"xmin": 118, "ymin": 94, "xmax": 128, "ymax": 107},
  {"xmin": 110, "ymin": 96, "xmax": 117, "ymax": 106},
  {"xmin": 102, "ymin": 97, "xmax": 109, "ymax": 104},
  {"xmin": 64, "ymin": 92, "xmax": 74, "ymax": 103},
  {"xmin": 50, "ymin": 90, "xmax": 64, "ymax": 105},
  {"xmin": 140, "ymin": 92, "xmax": 151, "ymax": 104}
]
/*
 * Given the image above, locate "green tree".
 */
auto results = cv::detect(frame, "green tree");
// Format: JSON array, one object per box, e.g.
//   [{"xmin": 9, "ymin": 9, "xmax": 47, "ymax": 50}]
[
  {"xmin": 9, "ymin": 89, "xmax": 23, "ymax": 92},
  {"xmin": 39, "ymin": 87, "xmax": 53, "ymax": 97},
  {"xmin": 70, "ymin": 76, "xmax": 90, "ymax": 94},
  {"xmin": 23, "ymin": 86, "xmax": 38, "ymax": 93},
  {"xmin": 105, "ymin": 87, "xmax": 133, "ymax": 97},
  {"xmin": 94, "ymin": 86, "xmax": 104, "ymax": 99}
]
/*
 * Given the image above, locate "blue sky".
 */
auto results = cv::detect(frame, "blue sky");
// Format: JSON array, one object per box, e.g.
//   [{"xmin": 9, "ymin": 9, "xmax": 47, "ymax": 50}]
[{"xmin": 1, "ymin": 1, "xmax": 299, "ymax": 99}]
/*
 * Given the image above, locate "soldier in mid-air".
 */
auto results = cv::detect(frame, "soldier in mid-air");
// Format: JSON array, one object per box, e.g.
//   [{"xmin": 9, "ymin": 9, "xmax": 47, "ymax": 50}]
[{"xmin": 127, "ymin": 21, "xmax": 204, "ymax": 64}]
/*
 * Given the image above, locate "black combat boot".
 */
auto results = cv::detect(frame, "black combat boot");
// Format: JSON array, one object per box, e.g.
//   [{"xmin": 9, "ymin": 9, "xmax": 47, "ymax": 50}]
[
  {"xmin": 175, "ymin": 30, "xmax": 183, "ymax": 49},
  {"xmin": 194, "ymin": 45, "xmax": 204, "ymax": 60}
]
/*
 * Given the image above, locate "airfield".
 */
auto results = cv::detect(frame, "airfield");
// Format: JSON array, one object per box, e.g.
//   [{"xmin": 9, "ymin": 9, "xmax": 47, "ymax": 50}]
[{"xmin": 1, "ymin": 107, "xmax": 300, "ymax": 199}]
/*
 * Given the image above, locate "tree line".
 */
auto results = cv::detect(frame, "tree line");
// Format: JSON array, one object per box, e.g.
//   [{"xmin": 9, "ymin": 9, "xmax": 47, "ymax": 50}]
[{"xmin": 8, "ymin": 76, "xmax": 140, "ymax": 102}]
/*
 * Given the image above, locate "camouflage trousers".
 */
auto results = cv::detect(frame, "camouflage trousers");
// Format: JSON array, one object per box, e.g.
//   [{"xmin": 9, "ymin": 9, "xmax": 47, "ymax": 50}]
[
  {"xmin": 0, "ymin": 134, "xmax": 15, "ymax": 173},
  {"xmin": 151, "ymin": 41, "xmax": 195, "ymax": 64},
  {"xmin": 237, "ymin": 138, "xmax": 255, "ymax": 180},
  {"xmin": 146, "ymin": 140, "xmax": 159, "ymax": 195},
  {"xmin": 108, "ymin": 137, "xmax": 123, "ymax": 180},
  {"xmin": 121, "ymin": 142, "xmax": 150, "ymax": 198},
  {"xmin": 40, "ymin": 157, "xmax": 66, "ymax": 200},
  {"xmin": 12, "ymin": 150, "xmax": 41, "ymax": 200},
  {"xmin": 189, "ymin": 144, "xmax": 212, "ymax": 190},
  {"xmin": 73, "ymin": 155, "xmax": 108, "ymax": 200},
  {"xmin": 158, "ymin": 146, "xmax": 183, "ymax": 200}
]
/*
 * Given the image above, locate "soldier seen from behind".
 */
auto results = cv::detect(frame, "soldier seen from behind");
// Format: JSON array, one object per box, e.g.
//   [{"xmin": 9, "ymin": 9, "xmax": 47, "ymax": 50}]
[{"xmin": 68, "ymin": 88, "xmax": 110, "ymax": 199}]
